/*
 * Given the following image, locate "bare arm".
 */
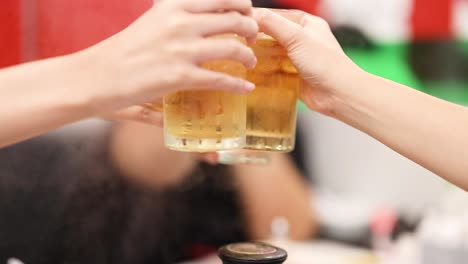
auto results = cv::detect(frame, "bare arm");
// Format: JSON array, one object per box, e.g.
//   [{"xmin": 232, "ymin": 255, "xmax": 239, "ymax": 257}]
[
  {"xmin": 256, "ymin": 9, "xmax": 468, "ymax": 191},
  {"xmin": 0, "ymin": 55, "xmax": 97, "ymax": 148},
  {"xmin": 330, "ymin": 70, "xmax": 468, "ymax": 190},
  {"xmin": 0, "ymin": 0, "xmax": 258, "ymax": 148},
  {"xmin": 233, "ymin": 154, "xmax": 317, "ymax": 240}
]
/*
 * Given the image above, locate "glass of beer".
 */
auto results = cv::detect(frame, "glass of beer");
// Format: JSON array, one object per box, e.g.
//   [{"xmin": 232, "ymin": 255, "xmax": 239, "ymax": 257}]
[
  {"xmin": 162, "ymin": 36, "xmax": 247, "ymax": 152},
  {"xmin": 217, "ymin": 29, "xmax": 301, "ymax": 165},
  {"xmin": 245, "ymin": 32, "xmax": 300, "ymax": 152}
]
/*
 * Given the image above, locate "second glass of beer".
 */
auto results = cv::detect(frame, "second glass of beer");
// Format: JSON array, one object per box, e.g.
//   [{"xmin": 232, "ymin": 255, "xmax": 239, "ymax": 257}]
[
  {"xmin": 245, "ymin": 32, "xmax": 299, "ymax": 152},
  {"xmin": 218, "ymin": 32, "xmax": 300, "ymax": 164}
]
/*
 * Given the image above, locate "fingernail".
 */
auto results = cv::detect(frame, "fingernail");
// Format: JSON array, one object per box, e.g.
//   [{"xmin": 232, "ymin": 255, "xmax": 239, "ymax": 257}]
[
  {"xmin": 244, "ymin": 82, "xmax": 256, "ymax": 92},
  {"xmin": 248, "ymin": 56, "xmax": 257, "ymax": 69},
  {"xmin": 247, "ymin": 37, "xmax": 257, "ymax": 46}
]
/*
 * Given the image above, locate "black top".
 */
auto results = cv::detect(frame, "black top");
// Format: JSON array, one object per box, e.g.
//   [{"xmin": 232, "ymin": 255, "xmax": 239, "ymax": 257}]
[
  {"xmin": 0, "ymin": 127, "xmax": 246, "ymax": 264},
  {"xmin": 0, "ymin": 124, "xmax": 309, "ymax": 264}
]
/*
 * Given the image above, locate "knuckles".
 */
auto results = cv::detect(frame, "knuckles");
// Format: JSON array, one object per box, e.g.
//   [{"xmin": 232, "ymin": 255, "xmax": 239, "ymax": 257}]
[{"xmin": 164, "ymin": 13, "xmax": 192, "ymax": 35}]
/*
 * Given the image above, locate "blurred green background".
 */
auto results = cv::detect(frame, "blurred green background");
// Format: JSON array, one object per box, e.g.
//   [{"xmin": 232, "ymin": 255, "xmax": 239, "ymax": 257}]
[{"xmin": 299, "ymin": 40, "xmax": 468, "ymax": 111}]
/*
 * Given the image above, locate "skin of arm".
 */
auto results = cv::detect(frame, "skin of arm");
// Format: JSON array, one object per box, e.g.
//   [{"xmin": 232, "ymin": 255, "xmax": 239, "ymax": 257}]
[
  {"xmin": 0, "ymin": 54, "xmax": 99, "ymax": 148},
  {"xmin": 111, "ymin": 122, "xmax": 317, "ymax": 239},
  {"xmin": 0, "ymin": 0, "xmax": 258, "ymax": 148},
  {"xmin": 329, "ymin": 70, "xmax": 468, "ymax": 191},
  {"xmin": 256, "ymin": 9, "xmax": 468, "ymax": 191},
  {"xmin": 233, "ymin": 154, "xmax": 318, "ymax": 240}
]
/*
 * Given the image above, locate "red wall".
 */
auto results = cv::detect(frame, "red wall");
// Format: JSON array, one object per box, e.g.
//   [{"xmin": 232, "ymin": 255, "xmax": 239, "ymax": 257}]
[
  {"xmin": 411, "ymin": 0, "xmax": 454, "ymax": 41},
  {"xmin": 37, "ymin": 0, "xmax": 152, "ymax": 58},
  {"xmin": 0, "ymin": 0, "xmax": 152, "ymax": 66},
  {"xmin": 0, "ymin": 0, "xmax": 21, "ymax": 67},
  {"xmin": 277, "ymin": 0, "xmax": 320, "ymax": 14}
]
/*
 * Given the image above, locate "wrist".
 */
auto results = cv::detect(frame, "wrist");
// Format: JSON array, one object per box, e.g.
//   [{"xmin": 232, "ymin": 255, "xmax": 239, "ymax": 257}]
[
  {"xmin": 324, "ymin": 62, "xmax": 379, "ymax": 130},
  {"xmin": 328, "ymin": 62, "xmax": 370, "ymax": 113},
  {"xmin": 65, "ymin": 47, "xmax": 127, "ymax": 116},
  {"xmin": 302, "ymin": 57, "xmax": 368, "ymax": 118}
]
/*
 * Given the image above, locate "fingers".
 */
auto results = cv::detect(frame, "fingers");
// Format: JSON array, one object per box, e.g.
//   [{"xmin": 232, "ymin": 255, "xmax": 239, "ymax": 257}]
[
  {"xmin": 254, "ymin": 8, "xmax": 303, "ymax": 49},
  {"xmin": 192, "ymin": 38, "xmax": 256, "ymax": 69},
  {"xmin": 192, "ymin": 12, "xmax": 258, "ymax": 42},
  {"xmin": 255, "ymin": 8, "xmax": 332, "ymax": 41},
  {"xmin": 108, "ymin": 105, "xmax": 164, "ymax": 126},
  {"xmin": 263, "ymin": 8, "xmax": 306, "ymax": 25},
  {"xmin": 297, "ymin": 11, "xmax": 331, "ymax": 30},
  {"xmin": 254, "ymin": 8, "xmax": 343, "ymax": 56},
  {"xmin": 188, "ymin": 68, "xmax": 255, "ymax": 94},
  {"xmin": 144, "ymin": 98, "xmax": 163, "ymax": 112},
  {"xmin": 179, "ymin": 0, "xmax": 253, "ymax": 16}
]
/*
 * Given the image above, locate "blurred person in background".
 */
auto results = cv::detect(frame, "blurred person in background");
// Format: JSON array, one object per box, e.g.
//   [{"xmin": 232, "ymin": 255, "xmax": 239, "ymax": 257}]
[{"xmin": 0, "ymin": 119, "xmax": 316, "ymax": 264}]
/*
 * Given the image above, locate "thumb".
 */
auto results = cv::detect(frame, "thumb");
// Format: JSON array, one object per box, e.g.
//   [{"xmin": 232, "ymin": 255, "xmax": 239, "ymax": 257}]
[
  {"xmin": 101, "ymin": 105, "xmax": 163, "ymax": 127},
  {"xmin": 254, "ymin": 8, "xmax": 303, "ymax": 48}
]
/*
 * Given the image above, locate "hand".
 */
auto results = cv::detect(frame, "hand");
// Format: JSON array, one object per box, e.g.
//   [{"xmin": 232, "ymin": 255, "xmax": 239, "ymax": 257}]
[
  {"xmin": 79, "ymin": 0, "xmax": 258, "ymax": 114},
  {"xmin": 102, "ymin": 99, "xmax": 165, "ymax": 126},
  {"xmin": 101, "ymin": 105, "xmax": 163, "ymax": 126},
  {"xmin": 254, "ymin": 9, "xmax": 361, "ymax": 115}
]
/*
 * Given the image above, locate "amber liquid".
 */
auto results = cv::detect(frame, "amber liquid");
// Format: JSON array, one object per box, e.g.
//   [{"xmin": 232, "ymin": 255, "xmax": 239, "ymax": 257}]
[
  {"xmin": 163, "ymin": 60, "xmax": 247, "ymax": 152},
  {"xmin": 245, "ymin": 36, "xmax": 299, "ymax": 152}
]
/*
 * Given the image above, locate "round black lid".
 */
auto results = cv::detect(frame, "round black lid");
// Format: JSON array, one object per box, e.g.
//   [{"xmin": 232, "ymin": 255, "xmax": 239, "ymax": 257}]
[{"xmin": 218, "ymin": 242, "xmax": 287, "ymax": 264}]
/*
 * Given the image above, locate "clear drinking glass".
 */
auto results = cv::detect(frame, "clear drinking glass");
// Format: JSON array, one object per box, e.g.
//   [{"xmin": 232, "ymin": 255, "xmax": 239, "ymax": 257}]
[
  {"xmin": 218, "ymin": 30, "xmax": 300, "ymax": 165},
  {"xmin": 162, "ymin": 36, "xmax": 247, "ymax": 152},
  {"xmin": 245, "ymin": 32, "xmax": 300, "ymax": 152}
]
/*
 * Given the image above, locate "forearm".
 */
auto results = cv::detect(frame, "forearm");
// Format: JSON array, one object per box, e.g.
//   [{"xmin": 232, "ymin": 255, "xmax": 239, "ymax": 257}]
[
  {"xmin": 0, "ymin": 53, "xmax": 101, "ymax": 148},
  {"xmin": 233, "ymin": 154, "xmax": 317, "ymax": 240},
  {"xmin": 330, "ymin": 69, "xmax": 468, "ymax": 190}
]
